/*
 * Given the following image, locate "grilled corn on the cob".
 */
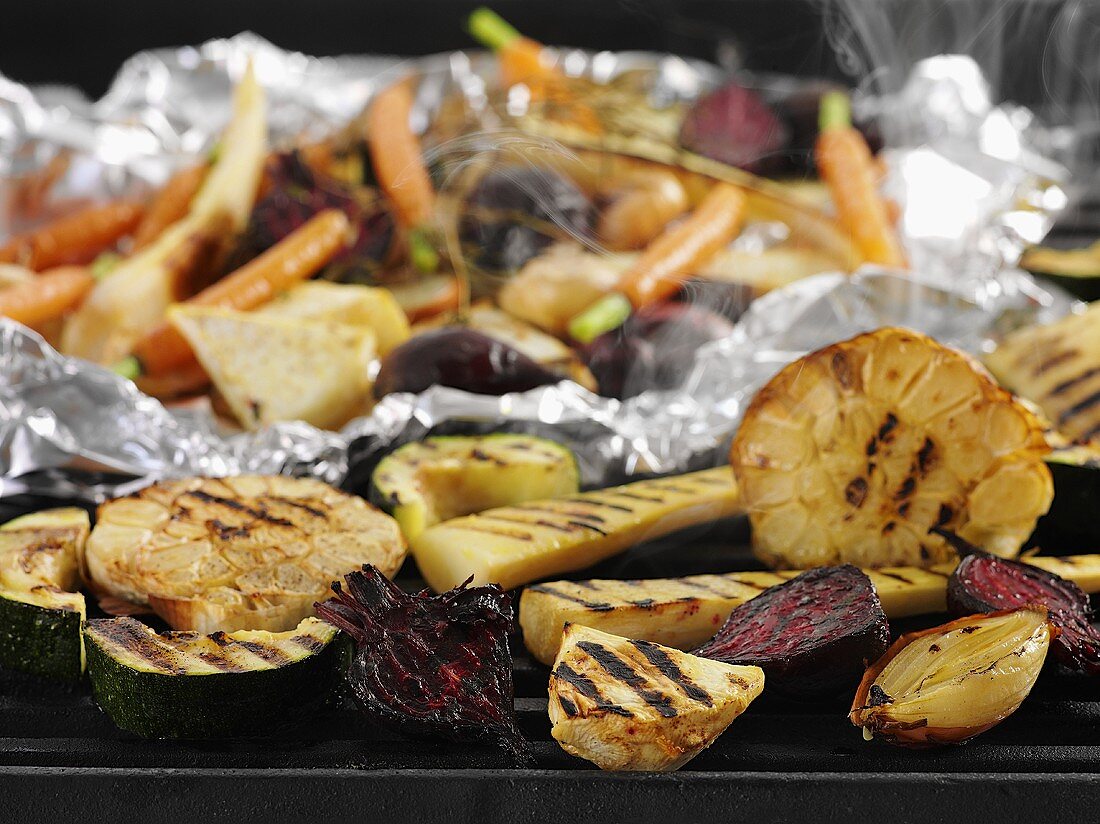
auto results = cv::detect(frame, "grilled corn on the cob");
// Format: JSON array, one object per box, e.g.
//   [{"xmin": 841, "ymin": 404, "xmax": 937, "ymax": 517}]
[
  {"xmin": 85, "ymin": 476, "xmax": 405, "ymax": 633},
  {"xmin": 985, "ymin": 302, "xmax": 1100, "ymax": 445},
  {"xmin": 410, "ymin": 467, "xmax": 741, "ymax": 592},
  {"xmin": 519, "ymin": 553, "xmax": 1100, "ymax": 665},
  {"xmin": 549, "ymin": 623, "xmax": 764, "ymax": 771},
  {"xmin": 732, "ymin": 327, "xmax": 1052, "ymax": 569}
]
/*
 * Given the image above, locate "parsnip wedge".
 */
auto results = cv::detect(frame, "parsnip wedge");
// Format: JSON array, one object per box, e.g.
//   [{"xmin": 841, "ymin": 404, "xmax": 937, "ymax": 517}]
[
  {"xmin": 410, "ymin": 467, "xmax": 741, "ymax": 592},
  {"xmin": 520, "ymin": 553, "xmax": 1100, "ymax": 665}
]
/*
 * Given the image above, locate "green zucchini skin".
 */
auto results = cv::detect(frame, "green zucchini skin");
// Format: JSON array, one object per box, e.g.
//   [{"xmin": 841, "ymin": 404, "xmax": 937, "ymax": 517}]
[
  {"xmin": 0, "ymin": 595, "xmax": 83, "ymax": 681},
  {"xmin": 1037, "ymin": 456, "xmax": 1100, "ymax": 544},
  {"xmin": 1031, "ymin": 272, "xmax": 1100, "ymax": 302},
  {"xmin": 85, "ymin": 628, "xmax": 351, "ymax": 739},
  {"xmin": 369, "ymin": 433, "xmax": 580, "ymax": 540}
]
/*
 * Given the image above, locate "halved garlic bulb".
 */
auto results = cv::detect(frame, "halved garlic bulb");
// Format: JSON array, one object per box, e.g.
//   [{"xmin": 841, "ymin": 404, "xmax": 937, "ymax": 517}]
[{"xmin": 849, "ymin": 606, "xmax": 1055, "ymax": 747}]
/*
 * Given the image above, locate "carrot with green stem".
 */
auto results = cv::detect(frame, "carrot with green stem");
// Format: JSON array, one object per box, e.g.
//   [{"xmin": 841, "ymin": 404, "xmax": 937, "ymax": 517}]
[
  {"xmin": 117, "ymin": 208, "xmax": 351, "ymax": 380},
  {"xmin": 815, "ymin": 92, "xmax": 906, "ymax": 269},
  {"xmin": 0, "ymin": 201, "xmax": 144, "ymax": 270},
  {"xmin": 365, "ymin": 78, "xmax": 438, "ymax": 273},
  {"xmin": 569, "ymin": 183, "xmax": 747, "ymax": 343},
  {"xmin": 0, "ymin": 266, "xmax": 95, "ymax": 327}
]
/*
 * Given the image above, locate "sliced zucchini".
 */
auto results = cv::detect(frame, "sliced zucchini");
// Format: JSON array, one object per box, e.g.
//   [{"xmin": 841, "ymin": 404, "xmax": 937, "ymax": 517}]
[
  {"xmin": 985, "ymin": 303, "xmax": 1100, "ymax": 445},
  {"xmin": 370, "ymin": 434, "xmax": 580, "ymax": 540},
  {"xmin": 1022, "ymin": 242, "xmax": 1100, "ymax": 302},
  {"xmin": 1039, "ymin": 444, "xmax": 1100, "ymax": 544},
  {"xmin": 520, "ymin": 554, "xmax": 1100, "ymax": 665},
  {"xmin": 549, "ymin": 623, "xmax": 764, "ymax": 771},
  {"xmin": 85, "ymin": 616, "xmax": 348, "ymax": 738},
  {"xmin": 0, "ymin": 508, "xmax": 89, "ymax": 680},
  {"xmin": 410, "ymin": 467, "xmax": 741, "ymax": 592}
]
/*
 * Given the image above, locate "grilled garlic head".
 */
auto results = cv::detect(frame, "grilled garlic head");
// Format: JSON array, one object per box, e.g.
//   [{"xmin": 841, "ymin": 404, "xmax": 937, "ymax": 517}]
[
  {"xmin": 850, "ymin": 607, "xmax": 1055, "ymax": 747},
  {"xmin": 85, "ymin": 475, "xmax": 406, "ymax": 633},
  {"xmin": 731, "ymin": 327, "xmax": 1052, "ymax": 569}
]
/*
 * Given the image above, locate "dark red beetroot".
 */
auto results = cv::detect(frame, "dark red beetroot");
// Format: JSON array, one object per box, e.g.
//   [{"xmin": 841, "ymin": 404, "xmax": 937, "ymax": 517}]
[
  {"xmin": 948, "ymin": 553, "xmax": 1100, "ymax": 675},
  {"xmin": 694, "ymin": 565, "xmax": 890, "ymax": 698},
  {"xmin": 315, "ymin": 565, "xmax": 531, "ymax": 762},
  {"xmin": 679, "ymin": 81, "xmax": 790, "ymax": 174},
  {"xmin": 374, "ymin": 328, "xmax": 562, "ymax": 398}
]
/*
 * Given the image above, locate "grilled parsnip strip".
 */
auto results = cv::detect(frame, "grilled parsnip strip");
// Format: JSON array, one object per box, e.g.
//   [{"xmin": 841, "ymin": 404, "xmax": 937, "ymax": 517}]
[
  {"xmin": 985, "ymin": 302, "xmax": 1100, "ymax": 445},
  {"xmin": 410, "ymin": 467, "xmax": 740, "ymax": 592},
  {"xmin": 85, "ymin": 476, "xmax": 405, "ymax": 633},
  {"xmin": 520, "ymin": 554, "xmax": 1100, "ymax": 665},
  {"xmin": 549, "ymin": 623, "xmax": 763, "ymax": 771},
  {"xmin": 733, "ymin": 327, "xmax": 1052, "ymax": 569}
]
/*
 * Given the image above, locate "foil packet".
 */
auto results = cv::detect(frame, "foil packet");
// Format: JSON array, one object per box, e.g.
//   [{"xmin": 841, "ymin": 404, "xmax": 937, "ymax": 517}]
[{"xmin": 0, "ymin": 34, "xmax": 1080, "ymax": 503}]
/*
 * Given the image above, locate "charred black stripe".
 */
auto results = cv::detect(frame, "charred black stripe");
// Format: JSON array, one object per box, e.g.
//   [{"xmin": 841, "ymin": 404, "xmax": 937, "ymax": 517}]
[
  {"xmin": 235, "ymin": 640, "xmax": 293, "ymax": 667},
  {"xmin": 479, "ymin": 514, "xmax": 577, "ymax": 534},
  {"xmin": 650, "ymin": 483, "xmax": 699, "ymax": 495},
  {"xmin": 553, "ymin": 663, "xmax": 632, "ymax": 716},
  {"xmin": 606, "ymin": 491, "xmax": 665, "ymax": 503},
  {"xmin": 447, "ymin": 523, "xmax": 533, "ymax": 540},
  {"xmin": 526, "ymin": 584, "xmax": 614, "ymax": 611},
  {"xmin": 184, "ymin": 490, "xmax": 296, "ymax": 528},
  {"xmin": 271, "ymin": 497, "xmax": 329, "ymax": 518},
  {"xmin": 1058, "ymin": 388, "xmax": 1100, "ymax": 426},
  {"xmin": 691, "ymin": 475, "xmax": 731, "ymax": 487},
  {"xmin": 631, "ymin": 639, "xmax": 713, "ymax": 706},
  {"xmin": 875, "ymin": 571, "xmax": 914, "ymax": 585},
  {"xmin": 923, "ymin": 567, "xmax": 952, "ymax": 579},
  {"xmin": 512, "ymin": 505, "xmax": 607, "ymax": 524},
  {"xmin": 558, "ymin": 695, "xmax": 579, "ymax": 717},
  {"xmin": 629, "ymin": 599, "xmax": 656, "ymax": 608},
  {"xmin": 1035, "ymin": 349, "xmax": 1078, "ymax": 375},
  {"xmin": 877, "ymin": 413, "xmax": 899, "ymax": 441},
  {"xmin": 567, "ymin": 520, "xmax": 608, "ymax": 536},
  {"xmin": 577, "ymin": 641, "xmax": 678, "ymax": 718},
  {"xmin": 567, "ymin": 497, "xmax": 634, "ymax": 513},
  {"xmin": 91, "ymin": 623, "xmax": 185, "ymax": 675},
  {"xmin": 195, "ymin": 652, "xmax": 247, "ymax": 672},
  {"xmin": 1050, "ymin": 366, "xmax": 1100, "ymax": 396},
  {"xmin": 289, "ymin": 634, "xmax": 326, "ymax": 654}
]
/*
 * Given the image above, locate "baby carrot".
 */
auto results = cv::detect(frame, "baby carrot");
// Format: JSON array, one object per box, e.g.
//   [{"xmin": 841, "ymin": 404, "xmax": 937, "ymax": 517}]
[
  {"xmin": 128, "ymin": 208, "xmax": 350, "ymax": 376},
  {"xmin": 0, "ymin": 266, "xmax": 95, "ymax": 327},
  {"xmin": 0, "ymin": 201, "xmax": 144, "ymax": 270},
  {"xmin": 366, "ymin": 78, "xmax": 436, "ymax": 229},
  {"xmin": 570, "ymin": 183, "xmax": 746, "ymax": 342},
  {"xmin": 468, "ymin": 7, "xmax": 551, "ymax": 89},
  {"xmin": 132, "ymin": 165, "xmax": 208, "ymax": 250},
  {"xmin": 815, "ymin": 92, "xmax": 906, "ymax": 268}
]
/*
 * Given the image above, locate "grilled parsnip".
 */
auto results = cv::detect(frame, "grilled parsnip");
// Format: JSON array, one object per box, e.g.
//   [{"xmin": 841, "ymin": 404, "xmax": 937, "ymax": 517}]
[
  {"xmin": 0, "ymin": 508, "xmax": 89, "ymax": 679},
  {"xmin": 733, "ymin": 327, "xmax": 1052, "ymax": 569},
  {"xmin": 520, "ymin": 554, "xmax": 1100, "ymax": 665},
  {"xmin": 549, "ymin": 624, "xmax": 764, "ymax": 771},
  {"xmin": 410, "ymin": 467, "xmax": 740, "ymax": 592},
  {"xmin": 85, "ymin": 476, "xmax": 405, "ymax": 633},
  {"xmin": 986, "ymin": 303, "xmax": 1100, "ymax": 445},
  {"xmin": 85, "ymin": 616, "xmax": 347, "ymax": 738}
]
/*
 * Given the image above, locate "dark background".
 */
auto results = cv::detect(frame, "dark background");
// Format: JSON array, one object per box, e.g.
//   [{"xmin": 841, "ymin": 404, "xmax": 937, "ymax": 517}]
[{"xmin": 0, "ymin": 0, "xmax": 1077, "ymax": 108}]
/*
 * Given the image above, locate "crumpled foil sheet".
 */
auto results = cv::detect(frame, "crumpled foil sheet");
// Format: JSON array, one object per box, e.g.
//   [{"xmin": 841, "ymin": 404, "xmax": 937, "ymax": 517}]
[{"xmin": 0, "ymin": 34, "xmax": 1081, "ymax": 503}]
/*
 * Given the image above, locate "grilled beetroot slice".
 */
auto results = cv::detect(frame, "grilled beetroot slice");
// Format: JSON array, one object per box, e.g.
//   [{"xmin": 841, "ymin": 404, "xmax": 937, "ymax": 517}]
[
  {"xmin": 315, "ymin": 565, "xmax": 531, "ymax": 761},
  {"xmin": 679, "ymin": 81, "xmax": 790, "ymax": 174},
  {"xmin": 694, "ymin": 565, "xmax": 890, "ymax": 698},
  {"xmin": 948, "ymin": 552, "xmax": 1100, "ymax": 674}
]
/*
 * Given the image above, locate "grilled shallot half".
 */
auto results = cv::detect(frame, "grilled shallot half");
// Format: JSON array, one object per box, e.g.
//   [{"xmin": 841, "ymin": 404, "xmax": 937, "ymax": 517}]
[
  {"xmin": 694, "ymin": 565, "xmax": 890, "ymax": 698},
  {"xmin": 850, "ymin": 607, "xmax": 1055, "ymax": 747},
  {"xmin": 315, "ymin": 565, "xmax": 531, "ymax": 762}
]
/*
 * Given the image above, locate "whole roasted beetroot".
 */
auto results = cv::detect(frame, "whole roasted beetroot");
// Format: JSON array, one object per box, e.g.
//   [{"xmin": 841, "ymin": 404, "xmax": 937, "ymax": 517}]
[
  {"xmin": 679, "ymin": 81, "xmax": 790, "ymax": 174},
  {"xmin": 695, "ymin": 565, "xmax": 890, "ymax": 698},
  {"xmin": 315, "ymin": 565, "xmax": 531, "ymax": 761},
  {"xmin": 948, "ymin": 552, "xmax": 1100, "ymax": 675}
]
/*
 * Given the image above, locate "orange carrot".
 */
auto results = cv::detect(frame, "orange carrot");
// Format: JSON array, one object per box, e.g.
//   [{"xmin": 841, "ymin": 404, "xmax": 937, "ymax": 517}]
[
  {"xmin": 0, "ymin": 266, "xmax": 95, "ymax": 327},
  {"xmin": 366, "ymin": 78, "xmax": 436, "ymax": 229},
  {"xmin": 0, "ymin": 201, "xmax": 144, "ymax": 270},
  {"xmin": 132, "ymin": 165, "xmax": 208, "ymax": 250},
  {"xmin": 130, "ymin": 208, "xmax": 351, "ymax": 376},
  {"xmin": 815, "ymin": 92, "xmax": 906, "ymax": 269}
]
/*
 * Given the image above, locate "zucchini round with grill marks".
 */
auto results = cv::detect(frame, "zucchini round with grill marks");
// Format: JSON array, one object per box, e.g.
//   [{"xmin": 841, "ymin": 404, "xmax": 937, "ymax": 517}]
[
  {"xmin": 732, "ymin": 327, "xmax": 1052, "ymax": 569},
  {"xmin": 84, "ymin": 616, "xmax": 348, "ymax": 738},
  {"xmin": 1021, "ymin": 243, "xmax": 1100, "ymax": 302},
  {"xmin": 370, "ymin": 434, "xmax": 580, "ymax": 540},
  {"xmin": 0, "ymin": 508, "xmax": 90, "ymax": 681}
]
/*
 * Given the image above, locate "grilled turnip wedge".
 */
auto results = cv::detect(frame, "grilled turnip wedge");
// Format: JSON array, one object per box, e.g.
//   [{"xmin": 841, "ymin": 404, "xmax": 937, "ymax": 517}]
[
  {"xmin": 85, "ymin": 616, "xmax": 347, "ymax": 738},
  {"xmin": 61, "ymin": 65, "xmax": 267, "ymax": 363},
  {"xmin": 694, "ymin": 566, "xmax": 889, "ymax": 698},
  {"xmin": 732, "ymin": 327, "xmax": 1052, "ymax": 569},
  {"xmin": 410, "ymin": 467, "xmax": 740, "ymax": 592},
  {"xmin": 520, "ymin": 554, "xmax": 1100, "ymax": 665},
  {"xmin": 549, "ymin": 624, "xmax": 764, "ymax": 771},
  {"xmin": 370, "ymin": 434, "xmax": 580, "ymax": 540},
  {"xmin": 850, "ymin": 607, "xmax": 1054, "ymax": 747},
  {"xmin": 84, "ymin": 476, "xmax": 405, "ymax": 633},
  {"xmin": 0, "ymin": 508, "xmax": 89, "ymax": 680},
  {"xmin": 169, "ymin": 305, "xmax": 376, "ymax": 430},
  {"xmin": 985, "ymin": 303, "xmax": 1100, "ymax": 445}
]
